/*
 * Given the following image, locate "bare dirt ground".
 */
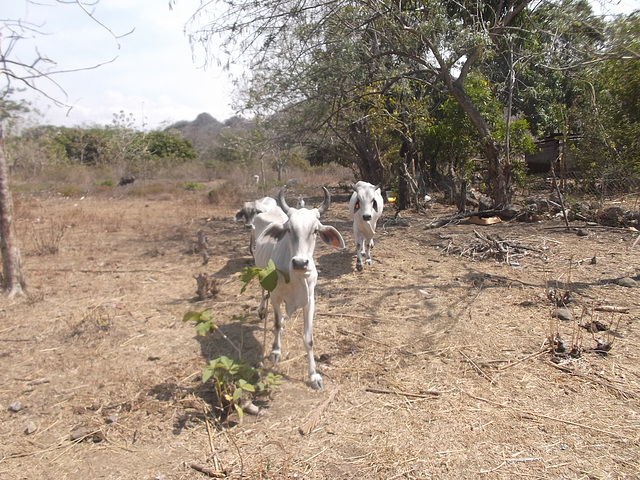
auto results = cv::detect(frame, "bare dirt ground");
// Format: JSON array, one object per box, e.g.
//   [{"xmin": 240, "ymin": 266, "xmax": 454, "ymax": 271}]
[{"xmin": 1, "ymin": 186, "xmax": 639, "ymax": 480}]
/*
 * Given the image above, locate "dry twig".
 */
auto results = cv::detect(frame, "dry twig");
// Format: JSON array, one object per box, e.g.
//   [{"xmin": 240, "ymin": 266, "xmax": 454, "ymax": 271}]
[
  {"xmin": 460, "ymin": 351, "xmax": 494, "ymax": 383},
  {"xmin": 594, "ymin": 305, "xmax": 629, "ymax": 314},
  {"xmin": 365, "ymin": 387, "xmax": 441, "ymax": 398},
  {"xmin": 189, "ymin": 463, "xmax": 226, "ymax": 478},
  {"xmin": 546, "ymin": 361, "xmax": 637, "ymax": 398}
]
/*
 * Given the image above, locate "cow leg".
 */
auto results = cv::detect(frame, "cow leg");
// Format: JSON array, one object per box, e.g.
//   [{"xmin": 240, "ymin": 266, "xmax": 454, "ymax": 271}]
[
  {"xmin": 303, "ymin": 298, "xmax": 323, "ymax": 390},
  {"xmin": 365, "ymin": 238, "xmax": 373, "ymax": 265},
  {"xmin": 354, "ymin": 228, "xmax": 364, "ymax": 271},
  {"xmin": 258, "ymin": 290, "xmax": 270, "ymax": 321},
  {"xmin": 269, "ymin": 300, "xmax": 284, "ymax": 362}
]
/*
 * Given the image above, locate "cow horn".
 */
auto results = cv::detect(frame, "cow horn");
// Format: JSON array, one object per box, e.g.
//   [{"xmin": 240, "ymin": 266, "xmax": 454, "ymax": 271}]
[
  {"xmin": 318, "ymin": 186, "xmax": 331, "ymax": 216},
  {"xmin": 278, "ymin": 187, "xmax": 291, "ymax": 214}
]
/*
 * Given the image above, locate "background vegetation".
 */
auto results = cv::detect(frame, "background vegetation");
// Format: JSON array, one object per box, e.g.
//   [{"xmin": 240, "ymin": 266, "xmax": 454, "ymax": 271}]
[{"xmin": 2, "ymin": 1, "xmax": 639, "ymax": 210}]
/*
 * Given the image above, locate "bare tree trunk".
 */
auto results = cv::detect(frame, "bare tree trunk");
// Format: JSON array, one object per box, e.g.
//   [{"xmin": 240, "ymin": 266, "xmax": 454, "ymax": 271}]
[
  {"xmin": 348, "ymin": 121, "xmax": 385, "ymax": 185},
  {"xmin": 447, "ymin": 78, "xmax": 511, "ymax": 208},
  {"xmin": 0, "ymin": 127, "xmax": 26, "ymax": 298}
]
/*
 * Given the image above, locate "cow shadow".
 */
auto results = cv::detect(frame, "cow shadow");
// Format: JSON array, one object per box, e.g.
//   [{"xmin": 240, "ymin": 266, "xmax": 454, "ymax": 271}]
[
  {"xmin": 316, "ymin": 250, "xmax": 353, "ymax": 279},
  {"xmin": 212, "ymin": 256, "xmax": 254, "ymax": 279},
  {"xmin": 194, "ymin": 318, "xmax": 265, "ymax": 366}
]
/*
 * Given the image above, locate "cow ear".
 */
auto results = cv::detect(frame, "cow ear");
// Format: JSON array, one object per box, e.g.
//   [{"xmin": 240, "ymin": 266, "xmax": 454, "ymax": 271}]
[
  {"xmin": 318, "ymin": 226, "xmax": 345, "ymax": 249},
  {"xmin": 263, "ymin": 223, "xmax": 288, "ymax": 241}
]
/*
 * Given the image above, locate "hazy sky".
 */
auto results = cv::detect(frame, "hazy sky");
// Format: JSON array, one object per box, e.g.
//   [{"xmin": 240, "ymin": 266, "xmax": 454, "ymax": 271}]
[
  {"xmin": 6, "ymin": 0, "xmax": 238, "ymax": 130},
  {"xmin": 4, "ymin": 0, "xmax": 639, "ymax": 131}
]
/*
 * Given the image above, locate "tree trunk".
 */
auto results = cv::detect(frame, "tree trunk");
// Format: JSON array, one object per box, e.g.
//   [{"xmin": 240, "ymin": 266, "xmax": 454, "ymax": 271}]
[
  {"xmin": 0, "ymin": 127, "xmax": 26, "ymax": 298},
  {"xmin": 348, "ymin": 121, "xmax": 385, "ymax": 185},
  {"xmin": 448, "ymin": 81, "xmax": 511, "ymax": 208}
]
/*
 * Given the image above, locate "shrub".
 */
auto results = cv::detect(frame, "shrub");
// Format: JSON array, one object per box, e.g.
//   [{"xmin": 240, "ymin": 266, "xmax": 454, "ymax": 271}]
[
  {"xmin": 184, "ymin": 182, "xmax": 205, "ymax": 191},
  {"xmin": 94, "ymin": 179, "xmax": 115, "ymax": 187}
]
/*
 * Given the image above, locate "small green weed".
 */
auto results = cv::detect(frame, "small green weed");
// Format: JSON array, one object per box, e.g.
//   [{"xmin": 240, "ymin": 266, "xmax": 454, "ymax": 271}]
[
  {"xmin": 183, "ymin": 309, "xmax": 282, "ymax": 418},
  {"xmin": 183, "ymin": 181, "xmax": 205, "ymax": 191},
  {"xmin": 94, "ymin": 179, "xmax": 115, "ymax": 187},
  {"xmin": 202, "ymin": 355, "xmax": 281, "ymax": 418}
]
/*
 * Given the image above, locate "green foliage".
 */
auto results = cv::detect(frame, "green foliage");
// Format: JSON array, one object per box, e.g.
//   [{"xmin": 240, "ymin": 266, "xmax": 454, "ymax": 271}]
[
  {"xmin": 182, "ymin": 309, "xmax": 282, "ymax": 418},
  {"xmin": 94, "ymin": 179, "xmax": 115, "ymax": 187},
  {"xmin": 183, "ymin": 181, "xmax": 205, "ymax": 191},
  {"xmin": 52, "ymin": 128, "xmax": 111, "ymax": 165},
  {"xmin": 570, "ymin": 14, "xmax": 640, "ymax": 191},
  {"xmin": 183, "ymin": 310, "xmax": 216, "ymax": 337},
  {"xmin": 239, "ymin": 259, "xmax": 288, "ymax": 293},
  {"xmin": 145, "ymin": 130, "xmax": 197, "ymax": 162},
  {"xmin": 202, "ymin": 355, "xmax": 282, "ymax": 418}
]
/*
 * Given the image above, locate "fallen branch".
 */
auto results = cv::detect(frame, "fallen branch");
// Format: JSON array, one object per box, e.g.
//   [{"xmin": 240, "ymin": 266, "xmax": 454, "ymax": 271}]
[
  {"xmin": 365, "ymin": 387, "xmax": 441, "ymax": 399},
  {"xmin": 547, "ymin": 361, "xmax": 637, "ymax": 398},
  {"xmin": 594, "ymin": 305, "xmax": 629, "ymax": 314},
  {"xmin": 425, "ymin": 209, "xmax": 506, "ymax": 229},
  {"xmin": 189, "ymin": 463, "xmax": 226, "ymax": 478},
  {"xmin": 299, "ymin": 388, "xmax": 339, "ymax": 435}
]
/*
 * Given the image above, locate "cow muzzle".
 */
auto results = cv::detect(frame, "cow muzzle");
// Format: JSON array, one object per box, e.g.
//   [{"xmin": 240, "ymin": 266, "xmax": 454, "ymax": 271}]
[{"xmin": 291, "ymin": 257, "xmax": 311, "ymax": 274}]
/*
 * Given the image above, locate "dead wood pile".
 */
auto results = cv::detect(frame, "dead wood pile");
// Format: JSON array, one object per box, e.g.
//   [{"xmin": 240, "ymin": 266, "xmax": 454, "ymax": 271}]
[{"xmin": 442, "ymin": 229, "xmax": 544, "ymax": 263}]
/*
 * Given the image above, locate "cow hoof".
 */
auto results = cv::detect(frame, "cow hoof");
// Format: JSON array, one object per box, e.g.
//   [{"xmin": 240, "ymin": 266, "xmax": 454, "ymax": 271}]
[
  {"xmin": 365, "ymin": 259, "xmax": 372, "ymax": 265},
  {"xmin": 356, "ymin": 263, "xmax": 363, "ymax": 272},
  {"xmin": 309, "ymin": 374, "xmax": 324, "ymax": 390},
  {"xmin": 268, "ymin": 351, "xmax": 282, "ymax": 363}
]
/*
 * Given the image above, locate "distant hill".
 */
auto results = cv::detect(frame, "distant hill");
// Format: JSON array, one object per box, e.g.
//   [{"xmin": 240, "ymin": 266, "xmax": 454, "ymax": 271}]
[{"xmin": 166, "ymin": 113, "xmax": 251, "ymax": 157}]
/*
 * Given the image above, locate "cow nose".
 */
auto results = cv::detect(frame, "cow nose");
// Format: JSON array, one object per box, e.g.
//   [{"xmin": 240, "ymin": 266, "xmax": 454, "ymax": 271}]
[
  {"xmin": 291, "ymin": 258, "xmax": 309, "ymax": 271},
  {"xmin": 362, "ymin": 214, "xmax": 372, "ymax": 221}
]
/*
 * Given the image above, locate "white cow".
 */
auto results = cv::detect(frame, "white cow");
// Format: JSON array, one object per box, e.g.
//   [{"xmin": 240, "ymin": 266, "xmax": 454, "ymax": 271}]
[
  {"xmin": 234, "ymin": 196, "xmax": 277, "ymax": 227},
  {"xmin": 234, "ymin": 196, "xmax": 278, "ymax": 253},
  {"xmin": 254, "ymin": 187, "xmax": 345, "ymax": 390},
  {"xmin": 349, "ymin": 181, "xmax": 384, "ymax": 271}
]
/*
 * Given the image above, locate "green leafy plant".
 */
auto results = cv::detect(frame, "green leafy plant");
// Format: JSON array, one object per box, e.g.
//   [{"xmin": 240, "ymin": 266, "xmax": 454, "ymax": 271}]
[
  {"xmin": 182, "ymin": 309, "xmax": 282, "ymax": 418},
  {"xmin": 93, "ymin": 179, "xmax": 115, "ymax": 187},
  {"xmin": 183, "ymin": 309, "xmax": 217, "ymax": 336},
  {"xmin": 239, "ymin": 259, "xmax": 289, "ymax": 293},
  {"xmin": 202, "ymin": 355, "xmax": 281, "ymax": 418},
  {"xmin": 183, "ymin": 181, "xmax": 205, "ymax": 191}
]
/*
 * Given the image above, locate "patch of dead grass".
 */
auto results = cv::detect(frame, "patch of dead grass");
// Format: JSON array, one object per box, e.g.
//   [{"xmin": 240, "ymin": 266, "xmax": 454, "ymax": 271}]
[{"xmin": 0, "ymin": 192, "xmax": 639, "ymax": 479}]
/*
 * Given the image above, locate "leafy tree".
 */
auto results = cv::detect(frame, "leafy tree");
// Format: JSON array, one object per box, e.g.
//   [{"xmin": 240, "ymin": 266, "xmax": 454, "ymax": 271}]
[
  {"xmin": 53, "ymin": 128, "xmax": 111, "ymax": 165},
  {"xmin": 145, "ymin": 130, "xmax": 197, "ymax": 162},
  {"xmin": 186, "ymin": 0, "xmax": 636, "ymax": 209},
  {"xmin": 572, "ymin": 13, "xmax": 640, "ymax": 194}
]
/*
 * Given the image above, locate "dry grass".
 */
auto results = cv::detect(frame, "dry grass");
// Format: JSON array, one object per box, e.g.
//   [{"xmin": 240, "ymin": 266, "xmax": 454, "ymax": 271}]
[{"xmin": 0, "ymin": 181, "xmax": 639, "ymax": 480}]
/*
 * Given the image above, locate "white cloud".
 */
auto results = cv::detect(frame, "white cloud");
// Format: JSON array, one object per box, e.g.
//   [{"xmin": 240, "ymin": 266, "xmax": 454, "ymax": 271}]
[{"xmin": 6, "ymin": 0, "xmax": 237, "ymax": 129}]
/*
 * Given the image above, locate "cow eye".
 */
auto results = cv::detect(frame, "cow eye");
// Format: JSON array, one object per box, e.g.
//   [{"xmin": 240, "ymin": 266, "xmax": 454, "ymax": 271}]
[
  {"xmin": 355, "ymin": 201, "xmax": 360, "ymax": 210},
  {"xmin": 372, "ymin": 199, "xmax": 378, "ymax": 211}
]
